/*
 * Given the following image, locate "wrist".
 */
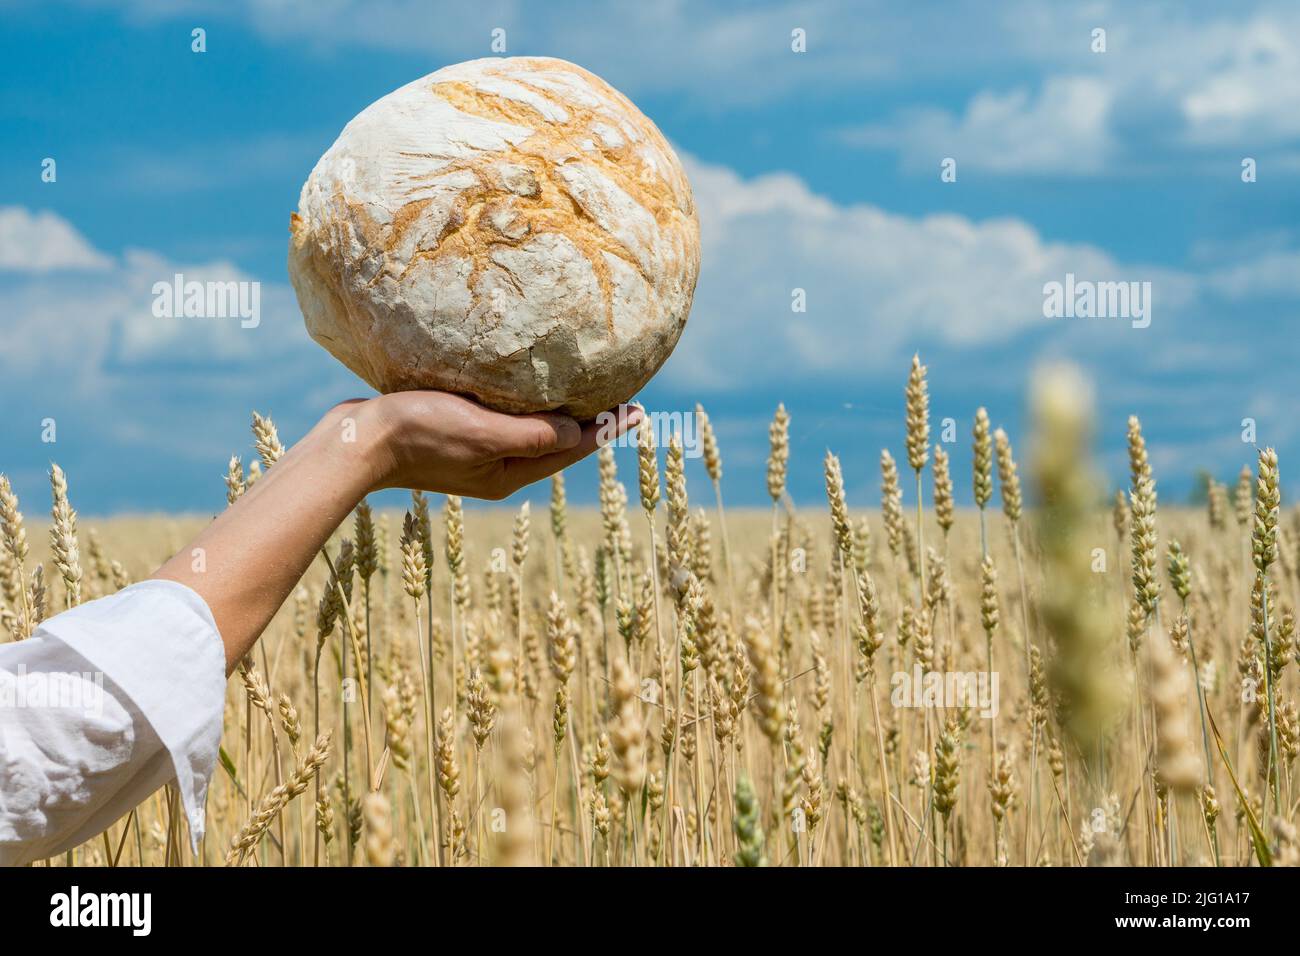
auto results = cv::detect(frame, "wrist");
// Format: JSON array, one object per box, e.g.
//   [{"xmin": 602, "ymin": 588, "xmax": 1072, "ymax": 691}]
[{"xmin": 314, "ymin": 398, "xmax": 398, "ymax": 496}]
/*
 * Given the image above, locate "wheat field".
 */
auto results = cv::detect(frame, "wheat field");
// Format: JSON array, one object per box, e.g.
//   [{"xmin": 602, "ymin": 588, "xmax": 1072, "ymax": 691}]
[{"xmin": 3, "ymin": 356, "xmax": 1297, "ymax": 867}]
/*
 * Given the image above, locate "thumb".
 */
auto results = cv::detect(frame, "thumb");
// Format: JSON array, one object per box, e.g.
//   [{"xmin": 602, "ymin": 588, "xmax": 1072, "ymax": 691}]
[{"xmin": 491, "ymin": 412, "xmax": 583, "ymax": 459}]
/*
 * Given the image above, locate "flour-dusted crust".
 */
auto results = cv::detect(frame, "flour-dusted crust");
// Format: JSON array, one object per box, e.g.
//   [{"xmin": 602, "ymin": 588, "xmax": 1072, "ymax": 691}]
[{"xmin": 288, "ymin": 56, "xmax": 700, "ymax": 419}]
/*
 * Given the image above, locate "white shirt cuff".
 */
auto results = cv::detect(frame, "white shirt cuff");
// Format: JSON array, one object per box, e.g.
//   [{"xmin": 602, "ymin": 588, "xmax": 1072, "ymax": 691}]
[{"xmin": 36, "ymin": 579, "xmax": 226, "ymax": 850}]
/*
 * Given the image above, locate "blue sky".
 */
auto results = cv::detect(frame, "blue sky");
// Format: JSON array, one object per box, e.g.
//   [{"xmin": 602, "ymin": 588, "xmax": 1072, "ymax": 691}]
[{"xmin": 2, "ymin": 0, "xmax": 1298, "ymax": 515}]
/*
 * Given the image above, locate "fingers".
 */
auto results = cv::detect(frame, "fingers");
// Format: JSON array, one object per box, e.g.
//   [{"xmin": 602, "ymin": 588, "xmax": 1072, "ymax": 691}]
[
  {"xmin": 486, "ymin": 411, "xmax": 583, "ymax": 459},
  {"xmin": 499, "ymin": 404, "xmax": 643, "ymax": 490}
]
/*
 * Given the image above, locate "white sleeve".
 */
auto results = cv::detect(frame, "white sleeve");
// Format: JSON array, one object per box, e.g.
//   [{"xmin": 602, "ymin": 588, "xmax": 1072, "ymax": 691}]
[{"xmin": 0, "ymin": 579, "xmax": 226, "ymax": 865}]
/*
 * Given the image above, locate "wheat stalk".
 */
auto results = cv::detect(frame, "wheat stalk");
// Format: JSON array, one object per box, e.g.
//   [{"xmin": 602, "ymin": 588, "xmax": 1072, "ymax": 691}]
[
  {"xmin": 227, "ymin": 732, "xmax": 332, "ymax": 866},
  {"xmin": 49, "ymin": 464, "xmax": 83, "ymax": 608}
]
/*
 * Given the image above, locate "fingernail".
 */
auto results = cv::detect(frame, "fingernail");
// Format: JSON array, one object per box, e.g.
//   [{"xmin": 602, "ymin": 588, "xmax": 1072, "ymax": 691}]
[
  {"xmin": 558, "ymin": 418, "xmax": 581, "ymax": 448},
  {"xmin": 624, "ymin": 405, "xmax": 643, "ymax": 428}
]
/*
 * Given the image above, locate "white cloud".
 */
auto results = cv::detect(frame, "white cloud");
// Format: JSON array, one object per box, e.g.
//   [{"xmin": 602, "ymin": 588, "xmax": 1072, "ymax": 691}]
[
  {"xmin": 0, "ymin": 207, "xmax": 113, "ymax": 272},
  {"xmin": 841, "ymin": 76, "xmax": 1114, "ymax": 174},
  {"xmin": 0, "ymin": 208, "xmax": 315, "ymax": 392},
  {"xmin": 667, "ymin": 156, "xmax": 1194, "ymax": 388},
  {"xmin": 0, "ymin": 208, "xmax": 366, "ymax": 489},
  {"xmin": 1206, "ymin": 249, "xmax": 1300, "ymax": 300},
  {"xmin": 841, "ymin": 2, "xmax": 1300, "ymax": 174},
  {"xmin": 1177, "ymin": 15, "xmax": 1300, "ymax": 146}
]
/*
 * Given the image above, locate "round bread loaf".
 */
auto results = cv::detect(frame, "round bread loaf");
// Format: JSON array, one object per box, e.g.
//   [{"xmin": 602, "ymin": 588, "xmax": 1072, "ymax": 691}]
[{"xmin": 288, "ymin": 56, "xmax": 700, "ymax": 419}]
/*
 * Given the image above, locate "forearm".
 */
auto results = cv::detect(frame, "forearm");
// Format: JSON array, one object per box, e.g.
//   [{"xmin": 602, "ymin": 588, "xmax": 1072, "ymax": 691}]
[
  {"xmin": 152, "ymin": 401, "xmax": 388, "ymax": 674},
  {"xmin": 148, "ymin": 391, "xmax": 630, "ymax": 675}
]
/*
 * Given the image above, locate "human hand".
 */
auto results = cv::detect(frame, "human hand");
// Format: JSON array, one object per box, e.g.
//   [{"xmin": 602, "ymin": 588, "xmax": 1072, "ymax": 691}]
[{"xmin": 361, "ymin": 391, "xmax": 642, "ymax": 500}]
